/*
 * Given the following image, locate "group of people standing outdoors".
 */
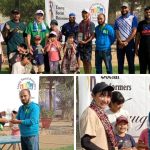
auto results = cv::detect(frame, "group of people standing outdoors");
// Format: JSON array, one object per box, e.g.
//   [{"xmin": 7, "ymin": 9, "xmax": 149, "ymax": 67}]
[{"xmin": 0, "ymin": 2, "xmax": 150, "ymax": 74}]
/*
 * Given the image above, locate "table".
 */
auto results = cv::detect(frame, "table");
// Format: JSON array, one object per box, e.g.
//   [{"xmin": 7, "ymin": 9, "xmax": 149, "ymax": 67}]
[{"xmin": 0, "ymin": 135, "xmax": 20, "ymax": 150}]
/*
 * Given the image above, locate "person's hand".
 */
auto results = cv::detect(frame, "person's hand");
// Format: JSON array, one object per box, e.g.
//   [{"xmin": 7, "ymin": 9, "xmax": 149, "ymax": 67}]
[
  {"xmin": 9, "ymin": 119, "xmax": 21, "ymax": 124},
  {"xmin": 5, "ymin": 23, "xmax": 10, "ymax": 30},
  {"xmin": 79, "ymin": 40, "xmax": 87, "ymax": 45},
  {"xmin": 0, "ymin": 118, "xmax": 8, "ymax": 123}
]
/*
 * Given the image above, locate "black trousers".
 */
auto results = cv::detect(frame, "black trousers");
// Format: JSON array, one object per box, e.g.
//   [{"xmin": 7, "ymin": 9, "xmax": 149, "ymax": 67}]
[{"xmin": 139, "ymin": 49, "xmax": 150, "ymax": 74}]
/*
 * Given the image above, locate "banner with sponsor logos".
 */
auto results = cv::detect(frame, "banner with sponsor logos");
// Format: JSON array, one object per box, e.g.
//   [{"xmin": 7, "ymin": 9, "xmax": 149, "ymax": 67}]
[
  {"xmin": 78, "ymin": 75, "xmax": 150, "ymax": 141},
  {"xmin": 0, "ymin": 75, "xmax": 39, "ymax": 115},
  {"xmin": 45, "ymin": 0, "xmax": 109, "ymax": 28}
]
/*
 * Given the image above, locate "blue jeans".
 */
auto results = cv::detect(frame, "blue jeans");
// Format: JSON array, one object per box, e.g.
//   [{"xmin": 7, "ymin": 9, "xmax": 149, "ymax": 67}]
[
  {"xmin": 21, "ymin": 135, "xmax": 39, "ymax": 150},
  {"xmin": 117, "ymin": 40, "xmax": 135, "ymax": 74},
  {"xmin": 95, "ymin": 50, "xmax": 112, "ymax": 74}
]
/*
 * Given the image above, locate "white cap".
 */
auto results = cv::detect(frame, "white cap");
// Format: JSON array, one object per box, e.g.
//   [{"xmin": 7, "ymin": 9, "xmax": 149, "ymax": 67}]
[
  {"xmin": 12, "ymin": 108, "xmax": 18, "ymax": 113},
  {"xmin": 50, "ymin": 31, "xmax": 57, "ymax": 36},
  {"xmin": 121, "ymin": 2, "xmax": 129, "ymax": 8},
  {"xmin": 35, "ymin": 10, "xmax": 44, "ymax": 15},
  {"xmin": 82, "ymin": 9, "xmax": 90, "ymax": 13}
]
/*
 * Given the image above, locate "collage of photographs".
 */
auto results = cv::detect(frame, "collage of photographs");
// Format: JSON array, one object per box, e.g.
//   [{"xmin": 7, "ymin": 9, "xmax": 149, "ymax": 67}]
[{"xmin": 0, "ymin": 0, "xmax": 150, "ymax": 150}]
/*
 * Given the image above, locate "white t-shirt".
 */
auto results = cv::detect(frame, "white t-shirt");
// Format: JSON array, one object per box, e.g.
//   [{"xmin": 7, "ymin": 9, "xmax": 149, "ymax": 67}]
[
  {"xmin": 11, "ymin": 62, "xmax": 25, "ymax": 74},
  {"xmin": 105, "ymin": 108, "xmax": 132, "ymax": 132},
  {"xmin": 80, "ymin": 107, "xmax": 109, "ymax": 150},
  {"xmin": 0, "ymin": 32, "xmax": 4, "ymax": 54}
]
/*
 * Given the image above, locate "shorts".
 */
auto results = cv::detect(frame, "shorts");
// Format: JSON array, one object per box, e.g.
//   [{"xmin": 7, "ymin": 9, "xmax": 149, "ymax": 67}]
[
  {"xmin": 33, "ymin": 64, "xmax": 44, "ymax": 73},
  {"xmin": 77, "ymin": 44, "xmax": 92, "ymax": 62},
  {"xmin": 49, "ymin": 61, "xmax": 60, "ymax": 74}
]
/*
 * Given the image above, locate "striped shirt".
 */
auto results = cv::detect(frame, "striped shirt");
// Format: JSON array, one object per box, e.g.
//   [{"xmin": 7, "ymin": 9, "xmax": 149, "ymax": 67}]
[{"xmin": 114, "ymin": 13, "xmax": 138, "ymax": 41}]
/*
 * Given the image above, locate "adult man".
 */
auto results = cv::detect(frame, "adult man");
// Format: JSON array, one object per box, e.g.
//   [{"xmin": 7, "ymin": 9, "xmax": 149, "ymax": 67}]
[
  {"xmin": 114, "ymin": 2, "xmax": 138, "ymax": 74},
  {"xmin": 95, "ymin": 13, "xmax": 115, "ymax": 74},
  {"xmin": 2, "ymin": 9, "xmax": 26, "ymax": 72},
  {"xmin": 25, "ymin": 10, "xmax": 49, "ymax": 72},
  {"xmin": 10, "ymin": 89, "xmax": 40, "ymax": 150},
  {"xmin": 77, "ymin": 9, "xmax": 95, "ymax": 74},
  {"xmin": 135, "ymin": 6, "xmax": 150, "ymax": 74},
  {"xmin": 80, "ymin": 82, "xmax": 118, "ymax": 150},
  {"xmin": 61, "ymin": 13, "xmax": 79, "ymax": 43}
]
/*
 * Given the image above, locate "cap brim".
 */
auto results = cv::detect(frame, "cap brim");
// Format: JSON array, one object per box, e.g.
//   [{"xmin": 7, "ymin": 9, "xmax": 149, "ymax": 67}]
[
  {"xmin": 103, "ymin": 85, "xmax": 114, "ymax": 91},
  {"xmin": 117, "ymin": 119, "xmax": 128, "ymax": 124}
]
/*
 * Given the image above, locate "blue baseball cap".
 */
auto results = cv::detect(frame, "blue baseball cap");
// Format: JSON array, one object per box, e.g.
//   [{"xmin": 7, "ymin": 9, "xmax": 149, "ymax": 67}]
[{"xmin": 69, "ymin": 13, "xmax": 76, "ymax": 17}]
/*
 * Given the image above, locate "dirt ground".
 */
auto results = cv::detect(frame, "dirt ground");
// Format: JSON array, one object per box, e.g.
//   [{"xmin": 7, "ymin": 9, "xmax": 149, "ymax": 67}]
[{"xmin": 0, "ymin": 120, "xmax": 73, "ymax": 150}]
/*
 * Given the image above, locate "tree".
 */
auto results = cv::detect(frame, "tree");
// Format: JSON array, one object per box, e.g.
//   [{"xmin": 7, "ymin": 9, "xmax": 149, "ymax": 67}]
[{"xmin": 0, "ymin": 0, "xmax": 45, "ymax": 23}]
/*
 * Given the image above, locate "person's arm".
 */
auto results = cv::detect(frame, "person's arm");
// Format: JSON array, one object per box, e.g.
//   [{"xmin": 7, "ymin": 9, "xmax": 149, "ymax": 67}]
[
  {"xmin": 81, "ymin": 134, "xmax": 104, "ymax": 150},
  {"xmin": 11, "ymin": 105, "xmax": 40, "ymax": 126},
  {"xmin": 125, "ymin": 16, "xmax": 138, "ymax": 44},
  {"xmin": 108, "ymin": 25, "xmax": 116, "ymax": 45},
  {"xmin": 135, "ymin": 32, "xmax": 141, "ymax": 56}
]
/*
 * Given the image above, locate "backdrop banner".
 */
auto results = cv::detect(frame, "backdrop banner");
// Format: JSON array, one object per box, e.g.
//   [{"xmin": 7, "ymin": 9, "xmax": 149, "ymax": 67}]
[
  {"xmin": 78, "ymin": 75, "xmax": 150, "ymax": 141},
  {"xmin": 0, "ymin": 75, "xmax": 39, "ymax": 118},
  {"xmin": 45, "ymin": 0, "xmax": 109, "ymax": 28}
]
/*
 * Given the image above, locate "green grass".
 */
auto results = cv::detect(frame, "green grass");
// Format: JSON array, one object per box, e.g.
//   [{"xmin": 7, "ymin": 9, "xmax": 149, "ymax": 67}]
[
  {"xmin": 1, "ymin": 64, "xmax": 140, "ymax": 74},
  {"xmin": 80, "ymin": 64, "xmax": 140, "ymax": 74},
  {"xmin": 41, "ymin": 145, "xmax": 74, "ymax": 150}
]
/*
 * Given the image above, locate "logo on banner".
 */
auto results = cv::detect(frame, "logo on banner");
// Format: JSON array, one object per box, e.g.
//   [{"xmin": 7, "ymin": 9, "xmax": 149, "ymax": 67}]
[
  {"xmin": 90, "ymin": 3, "xmax": 105, "ymax": 21},
  {"xmin": 17, "ymin": 78, "xmax": 36, "ymax": 91}
]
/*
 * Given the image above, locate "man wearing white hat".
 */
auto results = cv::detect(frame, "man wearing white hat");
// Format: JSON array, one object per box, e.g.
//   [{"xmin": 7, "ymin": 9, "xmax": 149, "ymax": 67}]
[
  {"xmin": 25, "ymin": 9, "xmax": 50, "ymax": 73},
  {"xmin": 114, "ymin": 2, "xmax": 138, "ymax": 74}
]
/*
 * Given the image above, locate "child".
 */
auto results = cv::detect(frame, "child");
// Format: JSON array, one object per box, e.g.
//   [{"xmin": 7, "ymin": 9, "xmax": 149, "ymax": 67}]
[
  {"xmin": 105, "ymin": 91, "xmax": 131, "ymax": 132},
  {"xmin": 31, "ymin": 35, "xmax": 44, "ymax": 74},
  {"xmin": 44, "ymin": 31, "xmax": 61, "ymax": 74},
  {"xmin": 61, "ymin": 33, "xmax": 78, "ymax": 74},
  {"xmin": 0, "ymin": 31, "xmax": 5, "ymax": 72},
  {"xmin": 11, "ymin": 53, "xmax": 32, "ymax": 74},
  {"xmin": 115, "ymin": 116, "xmax": 136, "ymax": 150},
  {"xmin": 0, "ymin": 111, "xmax": 6, "ymax": 130}
]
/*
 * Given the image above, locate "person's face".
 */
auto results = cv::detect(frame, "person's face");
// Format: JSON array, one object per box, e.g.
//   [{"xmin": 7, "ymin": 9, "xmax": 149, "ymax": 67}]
[
  {"xmin": 144, "ymin": 9, "xmax": 150, "ymax": 20},
  {"xmin": 67, "ymin": 37, "xmax": 74, "ymax": 44},
  {"xmin": 82, "ymin": 12, "xmax": 89, "ymax": 20},
  {"xmin": 12, "ymin": 13, "xmax": 20, "ymax": 21},
  {"xmin": 116, "ymin": 121, "xmax": 128, "ymax": 134},
  {"xmin": 50, "ymin": 36, "xmax": 57, "ymax": 42},
  {"xmin": 50, "ymin": 24, "xmax": 57, "ymax": 30},
  {"xmin": 22, "ymin": 57, "xmax": 30, "ymax": 66},
  {"xmin": 69, "ymin": 16, "xmax": 75, "ymax": 23},
  {"xmin": 110, "ymin": 102, "xmax": 123, "ymax": 113},
  {"xmin": 35, "ymin": 13, "xmax": 44, "ymax": 23},
  {"xmin": 97, "ymin": 14, "xmax": 105, "ymax": 25},
  {"xmin": 92, "ymin": 92, "xmax": 111, "ymax": 109},
  {"xmin": 121, "ymin": 6, "xmax": 129, "ymax": 16},
  {"xmin": 20, "ymin": 90, "xmax": 31, "ymax": 105},
  {"xmin": 34, "ymin": 39, "xmax": 41, "ymax": 45}
]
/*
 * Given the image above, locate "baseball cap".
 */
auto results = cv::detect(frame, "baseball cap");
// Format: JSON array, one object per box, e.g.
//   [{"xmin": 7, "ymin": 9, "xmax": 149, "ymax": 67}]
[
  {"xmin": 116, "ymin": 116, "xmax": 128, "ymax": 125},
  {"xmin": 50, "ymin": 31, "xmax": 57, "ymax": 36},
  {"xmin": 92, "ymin": 82, "xmax": 114, "ymax": 95},
  {"xmin": 50, "ymin": 19, "xmax": 58, "ymax": 25},
  {"xmin": 34, "ymin": 35, "xmax": 41, "ymax": 40},
  {"xmin": 11, "ymin": 9, "xmax": 20, "ymax": 14},
  {"xmin": 35, "ymin": 10, "xmax": 44, "ymax": 15},
  {"xmin": 82, "ymin": 9, "xmax": 90, "ymax": 13},
  {"xmin": 69, "ymin": 13, "xmax": 76, "ymax": 17},
  {"xmin": 121, "ymin": 2, "xmax": 129, "ymax": 8}
]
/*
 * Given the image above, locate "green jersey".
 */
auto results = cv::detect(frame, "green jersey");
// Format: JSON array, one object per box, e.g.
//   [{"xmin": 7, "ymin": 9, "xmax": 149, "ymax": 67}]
[
  {"xmin": 25, "ymin": 21, "xmax": 50, "ymax": 47},
  {"xmin": 6, "ymin": 20, "xmax": 26, "ymax": 54}
]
